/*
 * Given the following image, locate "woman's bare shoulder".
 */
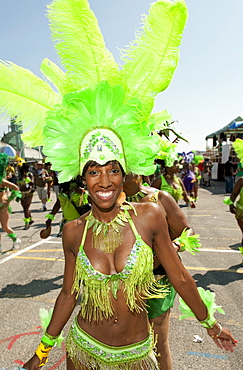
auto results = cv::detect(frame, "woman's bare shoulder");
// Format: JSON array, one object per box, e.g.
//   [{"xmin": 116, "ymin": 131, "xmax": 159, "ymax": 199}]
[
  {"xmin": 62, "ymin": 214, "xmax": 87, "ymax": 249},
  {"xmin": 132, "ymin": 201, "xmax": 163, "ymax": 218}
]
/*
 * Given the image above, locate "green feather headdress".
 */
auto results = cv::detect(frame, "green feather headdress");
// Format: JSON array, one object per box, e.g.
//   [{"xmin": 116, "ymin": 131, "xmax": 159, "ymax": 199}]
[
  {"xmin": 233, "ymin": 138, "xmax": 243, "ymax": 162},
  {"xmin": 156, "ymin": 137, "xmax": 179, "ymax": 167},
  {"xmin": 0, "ymin": 0, "xmax": 188, "ymax": 182},
  {"xmin": 0, "ymin": 153, "xmax": 9, "ymax": 183}
]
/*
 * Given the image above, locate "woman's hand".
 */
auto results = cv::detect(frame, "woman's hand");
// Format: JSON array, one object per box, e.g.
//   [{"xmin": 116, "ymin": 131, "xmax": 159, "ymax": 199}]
[
  {"xmin": 229, "ymin": 204, "xmax": 236, "ymax": 214},
  {"xmin": 189, "ymin": 200, "xmax": 196, "ymax": 208},
  {"xmin": 207, "ymin": 324, "xmax": 238, "ymax": 352},
  {"xmin": 23, "ymin": 354, "xmax": 41, "ymax": 370},
  {"xmin": 45, "ymin": 218, "xmax": 52, "ymax": 228}
]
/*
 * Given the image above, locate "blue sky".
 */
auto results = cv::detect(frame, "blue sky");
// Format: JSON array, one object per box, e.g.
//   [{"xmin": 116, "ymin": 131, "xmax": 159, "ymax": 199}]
[{"xmin": 1, "ymin": 0, "xmax": 243, "ymax": 152}]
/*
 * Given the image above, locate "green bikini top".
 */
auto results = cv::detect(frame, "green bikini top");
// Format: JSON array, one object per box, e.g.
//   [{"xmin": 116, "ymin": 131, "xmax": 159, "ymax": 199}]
[
  {"xmin": 72, "ymin": 208, "xmax": 167, "ymax": 322},
  {"xmin": 160, "ymin": 175, "xmax": 183, "ymax": 202}
]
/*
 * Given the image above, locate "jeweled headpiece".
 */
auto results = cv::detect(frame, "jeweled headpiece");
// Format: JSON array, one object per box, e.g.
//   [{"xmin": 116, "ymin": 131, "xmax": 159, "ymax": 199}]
[{"xmin": 0, "ymin": 0, "xmax": 188, "ymax": 182}]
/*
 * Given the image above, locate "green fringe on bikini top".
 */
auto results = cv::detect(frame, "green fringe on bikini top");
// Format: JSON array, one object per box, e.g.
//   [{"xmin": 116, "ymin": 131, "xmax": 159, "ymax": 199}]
[{"xmin": 71, "ymin": 206, "xmax": 169, "ymax": 322}]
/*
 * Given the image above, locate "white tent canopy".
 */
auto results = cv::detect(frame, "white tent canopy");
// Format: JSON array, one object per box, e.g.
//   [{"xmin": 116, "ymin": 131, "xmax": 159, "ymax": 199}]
[{"xmin": 20, "ymin": 147, "xmax": 43, "ymax": 160}]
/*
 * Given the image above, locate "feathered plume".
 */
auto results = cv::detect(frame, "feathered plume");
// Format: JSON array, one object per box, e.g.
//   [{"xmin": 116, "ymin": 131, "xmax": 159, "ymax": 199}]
[
  {"xmin": 233, "ymin": 138, "xmax": 243, "ymax": 162},
  {"xmin": 0, "ymin": 60, "xmax": 60, "ymax": 146},
  {"xmin": 122, "ymin": 0, "xmax": 188, "ymax": 111},
  {"xmin": 47, "ymin": 0, "xmax": 121, "ymax": 88}
]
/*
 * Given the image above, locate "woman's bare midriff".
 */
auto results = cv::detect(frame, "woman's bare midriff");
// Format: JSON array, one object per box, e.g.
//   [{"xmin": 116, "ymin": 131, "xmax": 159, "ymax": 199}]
[{"xmin": 77, "ymin": 288, "xmax": 150, "ymax": 347}]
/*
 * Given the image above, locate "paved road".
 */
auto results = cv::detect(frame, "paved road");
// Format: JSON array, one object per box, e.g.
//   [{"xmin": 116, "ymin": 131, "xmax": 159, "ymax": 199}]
[{"xmin": 0, "ymin": 183, "xmax": 242, "ymax": 369}]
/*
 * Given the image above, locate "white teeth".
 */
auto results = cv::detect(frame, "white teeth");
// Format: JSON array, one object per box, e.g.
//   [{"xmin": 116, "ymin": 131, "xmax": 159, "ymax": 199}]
[{"xmin": 97, "ymin": 191, "xmax": 113, "ymax": 199}]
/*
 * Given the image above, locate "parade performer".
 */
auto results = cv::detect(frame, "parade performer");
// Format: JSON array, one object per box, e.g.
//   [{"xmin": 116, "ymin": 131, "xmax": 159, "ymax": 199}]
[
  {"xmin": 0, "ymin": 153, "xmax": 21, "ymax": 250},
  {"xmin": 0, "ymin": 1, "xmax": 237, "ymax": 369},
  {"xmin": 44, "ymin": 177, "xmax": 91, "ymax": 238},
  {"xmin": 180, "ymin": 151, "xmax": 196, "ymax": 198},
  {"xmin": 124, "ymin": 173, "xmax": 199, "ymax": 370},
  {"xmin": 191, "ymin": 153, "xmax": 204, "ymax": 202},
  {"xmin": 17, "ymin": 163, "xmax": 35, "ymax": 230},
  {"xmin": 152, "ymin": 140, "xmax": 196, "ymax": 208},
  {"xmin": 224, "ymin": 138, "xmax": 243, "ymax": 265}
]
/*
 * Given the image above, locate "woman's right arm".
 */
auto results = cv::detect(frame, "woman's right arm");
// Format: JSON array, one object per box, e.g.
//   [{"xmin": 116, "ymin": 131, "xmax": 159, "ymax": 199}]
[{"xmin": 24, "ymin": 220, "xmax": 81, "ymax": 369}]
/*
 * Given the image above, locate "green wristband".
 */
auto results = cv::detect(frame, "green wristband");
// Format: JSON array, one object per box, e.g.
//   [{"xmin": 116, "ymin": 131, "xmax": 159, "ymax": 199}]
[
  {"xmin": 46, "ymin": 214, "xmax": 55, "ymax": 220},
  {"xmin": 41, "ymin": 335, "xmax": 55, "ymax": 347},
  {"xmin": 199, "ymin": 314, "xmax": 217, "ymax": 329}
]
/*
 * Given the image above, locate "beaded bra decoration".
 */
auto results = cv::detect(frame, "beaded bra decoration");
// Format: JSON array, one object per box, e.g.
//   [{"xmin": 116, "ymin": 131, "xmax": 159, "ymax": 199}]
[{"xmin": 72, "ymin": 207, "xmax": 169, "ymax": 322}]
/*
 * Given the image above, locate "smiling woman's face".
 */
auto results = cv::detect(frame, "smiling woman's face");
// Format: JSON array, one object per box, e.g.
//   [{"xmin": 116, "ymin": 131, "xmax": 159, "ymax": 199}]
[{"xmin": 84, "ymin": 161, "xmax": 123, "ymax": 210}]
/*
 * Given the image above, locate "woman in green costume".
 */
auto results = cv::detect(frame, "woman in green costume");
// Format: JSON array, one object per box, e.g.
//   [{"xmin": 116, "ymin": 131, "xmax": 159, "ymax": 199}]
[
  {"xmin": 0, "ymin": 153, "xmax": 22, "ymax": 251},
  {"xmin": 25, "ymin": 155, "xmax": 237, "ymax": 370},
  {"xmin": 225, "ymin": 138, "xmax": 243, "ymax": 264},
  {"xmin": 151, "ymin": 142, "xmax": 196, "ymax": 208},
  {"xmin": 0, "ymin": 1, "xmax": 237, "ymax": 368},
  {"xmin": 44, "ymin": 177, "xmax": 90, "ymax": 237},
  {"xmin": 17, "ymin": 163, "xmax": 35, "ymax": 230}
]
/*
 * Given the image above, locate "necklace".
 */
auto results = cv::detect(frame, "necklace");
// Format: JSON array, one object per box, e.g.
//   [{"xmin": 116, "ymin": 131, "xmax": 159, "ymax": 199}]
[
  {"xmin": 126, "ymin": 189, "xmax": 148, "ymax": 203},
  {"xmin": 85, "ymin": 203, "xmax": 133, "ymax": 253}
]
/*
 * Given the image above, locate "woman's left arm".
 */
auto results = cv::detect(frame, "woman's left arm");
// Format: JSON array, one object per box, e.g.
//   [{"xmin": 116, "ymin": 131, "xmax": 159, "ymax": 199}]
[{"xmin": 150, "ymin": 206, "xmax": 237, "ymax": 352}]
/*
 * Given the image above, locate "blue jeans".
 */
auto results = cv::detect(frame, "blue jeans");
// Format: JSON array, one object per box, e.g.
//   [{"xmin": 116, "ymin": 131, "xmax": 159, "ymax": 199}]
[{"xmin": 225, "ymin": 176, "xmax": 234, "ymax": 193}]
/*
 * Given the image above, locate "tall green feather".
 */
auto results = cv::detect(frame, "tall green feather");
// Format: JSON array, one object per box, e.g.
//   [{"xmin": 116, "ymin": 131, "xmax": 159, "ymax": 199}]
[
  {"xmin": 48, "ymin": 0, "xmax": 121, "ymax": 88},
  {"xmin": 122, "ymin": 0, "xmax": 188, "ymax": 110},
  {"xmin": 0, "ymin": 61, "xmax": 60, "ymax": 146},
  {"xmin": 40, "ymin": 58, "xmax": 66, "ymax": 95}
]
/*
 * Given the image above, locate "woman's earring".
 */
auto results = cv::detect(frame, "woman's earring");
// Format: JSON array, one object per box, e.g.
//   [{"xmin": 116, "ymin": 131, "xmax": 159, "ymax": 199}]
[{"xmin": 117, "ymin": 187, "xmax": 126, "ymax": 205}]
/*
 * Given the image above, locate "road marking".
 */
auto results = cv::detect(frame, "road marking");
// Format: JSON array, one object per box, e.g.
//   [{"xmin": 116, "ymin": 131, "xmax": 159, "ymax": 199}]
[
  {"xmin": 25, "ymin": 249, "xmax": 63, "ymax": 252},
  {"xmin": 188, "ymin": 351, "xmax": 227, "ymax": 359},
  {"xmin": 185, "ymin": 266, "xmax": 243, "ymax": 274},
  {"xmin": 46, "ymin": 241, "xmax": 62, "ymax": 243},
  {"xmin": 14, "ymin": 256, "xmax": 64, "ymax": 261},
  {"xmin": 200, "ymin": 248, "xmax": 240, "ymax": 253},
  {"xmin": 197, "ymin": 227, "xmax": 239, "ymax": 230},
  {"xmin": 200, "ymin": 237, "xmax": 239, "ymax": 240},
  {"xmin": 0, "ymin": 237, "xmax": 54, "ymax": 265}
]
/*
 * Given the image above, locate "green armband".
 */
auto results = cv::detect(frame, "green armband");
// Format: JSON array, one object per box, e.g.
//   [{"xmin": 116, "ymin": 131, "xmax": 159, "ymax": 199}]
[
  {"xmin": 199, "ymin": 314, "xmax": 217, "ymax": 329},
  {"xmin": 39, "ymin": 308, "xmax": 64, "ymax": 348},
  {"xmin": 179, "ymin": 287, "xmax": 225, "ymax": 329},
  {"xmin": 174, "ymin": 228, "xmax": 201, "ymax": 255},
  {"xmin": 45, "ymin": 214, "xmax": 55, "ymax": 220},
  {"xmin": 223, "ymin": 197, "xmax": 234, "ymax": 205}
]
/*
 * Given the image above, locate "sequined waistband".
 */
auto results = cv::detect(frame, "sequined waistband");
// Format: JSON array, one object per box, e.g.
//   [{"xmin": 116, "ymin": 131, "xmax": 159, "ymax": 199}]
[{"xmin": 66, "ymin": 317, "xmax": 156, "ymax": 366}]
